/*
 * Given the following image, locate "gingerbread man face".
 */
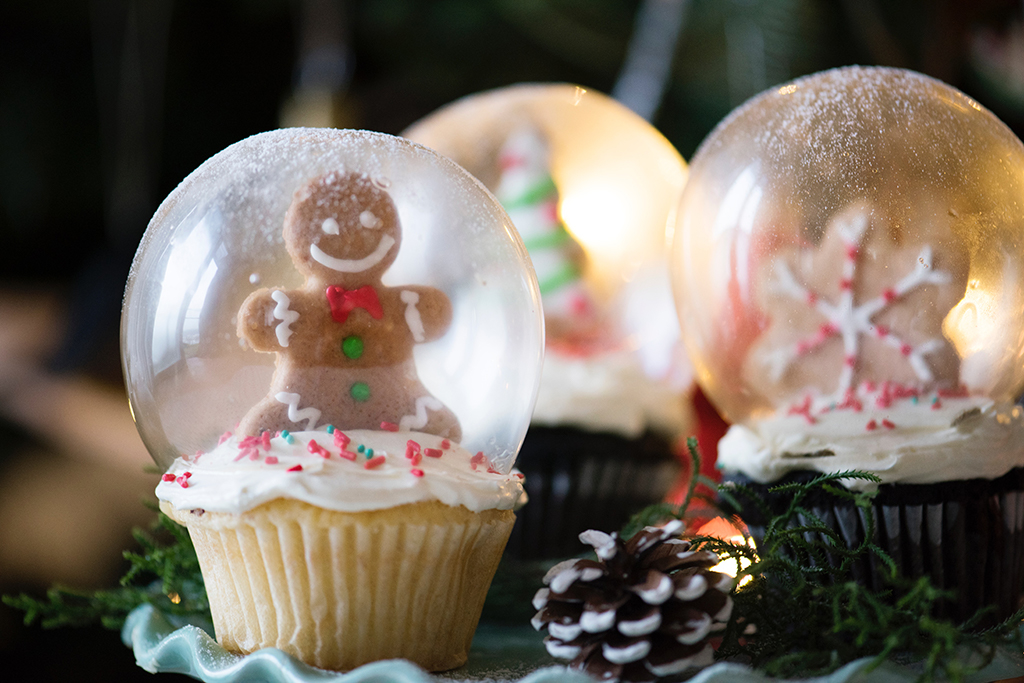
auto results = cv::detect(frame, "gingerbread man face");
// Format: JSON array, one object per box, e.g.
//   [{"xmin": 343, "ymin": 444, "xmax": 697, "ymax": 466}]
[
  {"xmin": 283, "ymin": 171, "xmax": 400, "ymax": 286},
  {"xmin": 236, "ymin": 171, "xmax": 461, "ymax": 441}
]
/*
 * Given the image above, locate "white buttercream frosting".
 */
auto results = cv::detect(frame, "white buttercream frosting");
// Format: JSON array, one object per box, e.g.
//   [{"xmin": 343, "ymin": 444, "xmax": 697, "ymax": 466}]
[
  {"xmin": 718, "ymin": 394, "xmax": 1024, "ymax": 490},
  {"xmin": 156, "ymin": 429, "xmax": 524, "ymax": 514},
  {"xmin": 531, "ymin": 349, "xmax": 690, "ymax": 437}
]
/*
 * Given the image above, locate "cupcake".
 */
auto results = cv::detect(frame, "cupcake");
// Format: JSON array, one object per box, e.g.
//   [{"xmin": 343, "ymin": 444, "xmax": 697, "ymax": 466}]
[
  {"xmin": 121, "ymin": 129, "xmax": 544, "ymax": 669},
  {"xmin": 405, "ymin": 84, "xmax": 694, "ymax": 560},
  {"xmin": 670, "ymin": 66, "xmax": 1024, "ymax": 624}
]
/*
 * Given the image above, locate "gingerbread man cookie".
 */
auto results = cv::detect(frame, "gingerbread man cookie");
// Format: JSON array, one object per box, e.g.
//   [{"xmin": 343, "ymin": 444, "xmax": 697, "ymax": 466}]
[
  {"xmin": 236, "ymin": 170, "xmax": 461, "ymax": 441},
  {"xmin": 744, "ymin": 200, "xmax": 969, "ymax": 410}
]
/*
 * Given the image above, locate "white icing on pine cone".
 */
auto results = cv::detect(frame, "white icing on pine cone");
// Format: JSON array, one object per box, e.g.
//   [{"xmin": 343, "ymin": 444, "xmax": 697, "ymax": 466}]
[
  {"xmin": 674, "ymin": 573, "xmax": 708, "ymax": 600},
  {"xmin": 549, "ymin": 622, "xmax": 584, "ymax": 641},
  {"xmin": 677, "ymin": 613, "xmax": 713, "ymax": 645},
  {"xmin": 617, "ymin": 612, "xmax": 662, "ymax": 636},
  {"xmin": 646, "ymin": 644, "xmax": 714, "ymax": 676},
  {"xmin": 580, "ymin": 529, "xmax": 618, "ymax": 560},
  {"xmin": 532, "ymin": 587, "xmax": 550, "ymax": 611},
  {"xmin": 580, "ymin": 608, "xmax": 617, "ymax": 633},
  {"xmin": 602, "ymin": 640, "xmax": 651, "ymax": 664}
]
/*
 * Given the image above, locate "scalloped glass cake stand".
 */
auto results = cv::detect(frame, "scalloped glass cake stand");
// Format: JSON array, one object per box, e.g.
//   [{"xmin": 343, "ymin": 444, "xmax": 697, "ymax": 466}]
[{"xmin": 122, "ymin": 604, "xmax": 1024, "ymax": 683}]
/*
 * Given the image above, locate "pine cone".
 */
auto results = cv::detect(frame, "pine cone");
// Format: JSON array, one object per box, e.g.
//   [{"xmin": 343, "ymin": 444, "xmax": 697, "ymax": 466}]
[{"xmin": 532, "ymin": 520, "xmax": 734, "ymax": 683}]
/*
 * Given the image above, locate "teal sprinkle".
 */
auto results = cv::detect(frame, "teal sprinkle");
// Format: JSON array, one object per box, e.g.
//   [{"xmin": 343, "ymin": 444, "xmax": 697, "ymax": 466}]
[
  {"xmin": 327, "ymin": 425, "xmax": 335, "ymax": 434},
  {"xmin": 366, "ymin": 448, "xmax": 374, "ymax": 457},
  {"xmin": 357, "ymin": 444, "xmax": 365, "ymax": 453},
  {"xmin": 285, "ymin": 435, "xmax": 295, "ymax": 444},
  {"xmin": 280, "ymin": 430, "xmax": 290, "ymax": 438},
  {"xmin": 911, "ymin": 396, "xmax": 918, "ymax": 404},
  {"xmin": 932, "ymin": 396, "xmax": 939, "ymax": 404}
]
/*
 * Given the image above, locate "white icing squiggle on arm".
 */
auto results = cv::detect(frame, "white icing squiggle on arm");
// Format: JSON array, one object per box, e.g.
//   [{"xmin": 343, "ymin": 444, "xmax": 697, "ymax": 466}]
[
  {"xmin": 400, "ymin": 290, "xmax": 426, "ymax": 342},
  {"xmin": 270, "ymin": 290, "xmax": 299, "ymax": 347},
  {"xmin": 275, "ymin": 392, "xmax": 321, "ymax": 431},
  {"xmin": 399, "ymin": 396, "xmax": 443, "ymax": 431}
]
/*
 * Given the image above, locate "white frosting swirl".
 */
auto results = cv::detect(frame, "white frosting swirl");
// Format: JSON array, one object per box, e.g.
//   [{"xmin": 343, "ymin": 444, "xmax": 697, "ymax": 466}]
[
  {"xmin": 156, "ymin": 429, "xmax": 524, "ymax": 514},
  {"xmin": 532, "ymin": 350, "xmax": 691, "ymax": 437},
  {"xmin": 718, "ymin": 396, "xmax": 1024, "ymax": 490}
]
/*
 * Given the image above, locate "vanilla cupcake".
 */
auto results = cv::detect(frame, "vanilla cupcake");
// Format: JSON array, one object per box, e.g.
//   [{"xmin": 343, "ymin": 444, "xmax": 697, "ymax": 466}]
[{"xmin": 122, "ymin": 129, "xmax": 543, "ymax": 669}]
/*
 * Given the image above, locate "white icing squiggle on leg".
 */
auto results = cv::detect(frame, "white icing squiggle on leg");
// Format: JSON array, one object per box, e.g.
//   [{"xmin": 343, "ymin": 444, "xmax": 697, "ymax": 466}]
[
  {"xmin": 400, "ymin": 290, "xmax": 425, "ymax": 342},
  {"xmin": 271, "ymin": 290, "xmax": 300, "ymax": 347},
  {"xmin": 275, "ymin": 392, "xmax": 321, "ymax": 431},
  {"xmin": 399, "ymin": 396, "xmax": 443, "ymax": 431}
]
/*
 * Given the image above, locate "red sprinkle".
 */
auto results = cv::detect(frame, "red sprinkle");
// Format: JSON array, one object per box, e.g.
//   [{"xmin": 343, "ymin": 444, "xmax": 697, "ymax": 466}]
[
  {"xmin": 380, "ymin": 421, "xmax": 399, "ymax": 432},
  {"xmin": 260, "ymin": 431, "xmax": 271, "ymax": 451},
  {"xmin": 515, "ymin": 473, "xmax": 525, "ymax": 479},
  {"xmin": 441, "ymin": 439, "xmax": 451, "ymax": 450},
  {"xmin": 405, "ymin": 440, "xmax": 421, "ymax": 459},
  {"xmin": 176, "ymin": 474, "xmax": 190, "ymax": 488},
  {"xmin": 843, "ymin": 354, "xmax": 856, "ymax": 368},
  {"xmin": 265, "ymin": 456, "xmax": 279, "ymax": 465},
  {"xmin": 424, "ymin": 448, "xmax": 443, "ymax": 458},
  {"xmin": 865, "ymin": 420, "xmax": 878, "ymax": 431},
  {"xmin": 334, "ymin": 431, "xmax": 351, "ymax": 449},
  {"xmin": 410, "ymin": 468, "xmax": 424, "ymax": 477},
  {"xmin": 308, "ymin": 440, "xmax": 330, "ymax": 458},
  {"xmin": 932, "ymin": 399, "xmax": 943, "ymax": 410},
  {"xmin": 882, "ymin": 288, "xmax": 897, "ymax": 302},
  {"xmin": 875, "ymin": 325, "xmax": 889, "ymax": 338},
  {"xmin": 183, "ymin": 472, "xmax": 192, "ymax": 479},
  {"xmin": 487, "ymin": 466, "xmax": 500, "ymax": 474},
  {"xmin": 470, "ymin": 451, "xmax": 489, "ymax": 471},
  {"xmin": 882, "ymin": 419, "xmax": 896, "ymax": 430},
  {"xmin": 409, "ymin": 450, "xmax": 422, "ymax": 465},
  {"xmin": 218, "ymin": 431, "xmax": 233, "ymax": 445},
  {"xmin": 805, "ymin": 292, "xmax": 817, "ymax": 305},
  {"xmin": 845, "ymin": 244, "xmax": 859, "ymax": 260},
  {"xmin": 900, "ymin": 343, "xmax": 913, "ymax": 356},
  {"xmin": 287, "ymin": 464, "xmax": 303, "ymax": 472},
  {"xmin": 839, "ymin": 278, "xmax": 853, "ymax": 291},
  {"xmin": 161, "ymin": 473, "xmax": 175, "ymax": 482},
  {"xmin": 364, "ymin": 455, "xmax": 386, "ymax": 469}
]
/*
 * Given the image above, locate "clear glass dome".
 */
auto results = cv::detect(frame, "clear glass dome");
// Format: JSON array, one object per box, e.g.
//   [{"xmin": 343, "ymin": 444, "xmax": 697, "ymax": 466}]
[
  {"xmin": 671, "ymin": 66, "xmax": 1024, "ymax": 424},
  {"xmin": 122, "ymin": 128, "xmax": 544, "ymax": 472},
  {"xmin": 405, "ymin": 83, "xmax": 688, "ymax": 378}
]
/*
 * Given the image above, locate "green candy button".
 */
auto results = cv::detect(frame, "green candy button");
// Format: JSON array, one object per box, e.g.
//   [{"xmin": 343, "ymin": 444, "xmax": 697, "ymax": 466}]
[
  {"xmin": 342, "ymin": 335, "xmax": 364, "ymax": 359},
  {"xmin": 350, "ymin": 381, "xmax": 370, "ymax": 402}
]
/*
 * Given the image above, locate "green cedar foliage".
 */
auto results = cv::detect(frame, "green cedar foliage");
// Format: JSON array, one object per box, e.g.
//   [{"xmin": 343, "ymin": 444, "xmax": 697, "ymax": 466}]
[
  {"xmin": 3, "ymin": 506, "xmax": 209, "ymax": 630},
  {"xmin": 624, "ymin": 438, "xmax": 1024, "ymax": 683}
]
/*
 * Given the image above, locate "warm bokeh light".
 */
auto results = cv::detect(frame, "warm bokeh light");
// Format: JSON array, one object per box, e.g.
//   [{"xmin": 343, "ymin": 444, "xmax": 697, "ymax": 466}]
[{"xmin": 698, "ymin": 517, "xmax": 756, "ymax": 586}]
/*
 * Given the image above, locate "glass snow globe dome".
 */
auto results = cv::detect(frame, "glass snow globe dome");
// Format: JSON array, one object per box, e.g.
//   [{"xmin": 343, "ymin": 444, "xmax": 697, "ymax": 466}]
[
  {"xmin": 122, "ymin": 128, "xmax": 544, "ymax": 471},
  {"xmin": 671, "ymin": 66, "xmax": 1024, "ymax": 425}
]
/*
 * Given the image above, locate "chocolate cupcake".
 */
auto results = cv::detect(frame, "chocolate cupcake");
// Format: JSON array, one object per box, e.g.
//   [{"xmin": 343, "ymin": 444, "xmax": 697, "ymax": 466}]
[
  {"xmin": 670, "ymin": 66, "xmax": 1024, "ymax": 624},
  {"xmin": 405, "ymin": 84, "xmax": 694, "ymax": 561}
]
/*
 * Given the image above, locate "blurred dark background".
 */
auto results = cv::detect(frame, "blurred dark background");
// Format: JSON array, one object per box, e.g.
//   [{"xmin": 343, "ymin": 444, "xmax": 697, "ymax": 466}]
[{"xmin": 2, "ymin": 0, "xmax": 1024, "ymax": 679}]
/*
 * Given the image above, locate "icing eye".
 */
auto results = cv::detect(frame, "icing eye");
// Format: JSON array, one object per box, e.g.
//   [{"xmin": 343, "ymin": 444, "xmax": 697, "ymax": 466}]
[
  {"xmin": 321, "ymin": 217, "xmax": 340, "ymax": 235},
  {"xmin": 359, "ymin": 211, "xmax": 380, "ymax": 229}
]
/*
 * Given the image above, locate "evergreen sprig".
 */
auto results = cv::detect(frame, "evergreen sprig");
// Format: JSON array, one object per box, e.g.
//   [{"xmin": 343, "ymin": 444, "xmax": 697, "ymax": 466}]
[
  {"xmin": 622, "ymin": 444, "xmax": 1024, "ymax": 683},
  {"xmin": 3, "ymin": 506, "xmax": 209, "ymax": 630}
]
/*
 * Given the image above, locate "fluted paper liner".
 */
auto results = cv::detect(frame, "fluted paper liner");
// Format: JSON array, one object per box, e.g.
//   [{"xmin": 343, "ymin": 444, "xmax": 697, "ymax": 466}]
[{"xmin": 161, "ymin": 499, "xmax": 514, "ymax": 671}]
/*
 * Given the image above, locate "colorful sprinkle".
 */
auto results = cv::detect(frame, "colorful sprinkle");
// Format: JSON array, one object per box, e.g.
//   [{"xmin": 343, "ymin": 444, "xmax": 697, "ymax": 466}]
[
  {"xmin": 260, "ymin": 431, "xmax": 271, "ymax": 450},
  {"xmin": 381, "ymin": 421, "xmax": 399, "ymax": 432},
  {"xmin": 326, "ymin": 424, "xmax": 335, "ymax": 434},
  {"xmin": 410, "ymin": 468, "xmax": 424, "ymax": 477},
  {"xmin": 405, "ymin": 440, "xmax": 421, "ymax": 459},
  {"xmin": 366, "ymin": 448, "xmax": 374, "ymax": 457},
  {"xmin": 287, "ymin": 464, "xmax": 303, "ymax": 472},
  {"xmin": 357, "ymin": 444, "xmax": 365, "ymax": 453},
  {"xmin": 265, "ymin": 456, "xmax": 279, "ymax": 465},
  {"xmin": 218, "ymin": 431, "xmax": 233, "ymax": 445},
  {"xmin": 162, "ymin": 473, "xmax": 176, "ymax": 482},
  {"xmin": 441, "ymin": 439, "xmax": 451, "ymax": 450},
  {"xmin": 338, "ymin": 449, "xmax": 357, "ymax": 461},
  {"xmin": 364, "ymin": 455, "xmax": 386, "ymax": 469},
  {"xmin": 334, "ymin": 431, "xmax": 350, "ymax": 449},
  {"xmin": 882, "ymin": 419, "xmax": 896, "ymax": 430},
  {"xmin": 425, "ymin": 448, "xmax": 443, "ymax": 458},
  {"xmin": 470, "ymin": 451, "xmax": 488, "ymax": 470},
  {"xmin": 865, "ymin": 420, "xmax": 877, "ymax": 431},
  {"xmin": 932, "ymin": 398, "xmax": 943, "ymax": 410},
  {"xmin": 308, "ymin": 440, "xmax": 330, "ymax": 458}
]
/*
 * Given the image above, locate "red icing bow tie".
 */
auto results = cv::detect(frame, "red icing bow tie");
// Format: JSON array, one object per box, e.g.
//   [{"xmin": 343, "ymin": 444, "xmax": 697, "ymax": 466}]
[{"xmin": 326, "ymin": 285, "xmax": 383, "ymax": 324}]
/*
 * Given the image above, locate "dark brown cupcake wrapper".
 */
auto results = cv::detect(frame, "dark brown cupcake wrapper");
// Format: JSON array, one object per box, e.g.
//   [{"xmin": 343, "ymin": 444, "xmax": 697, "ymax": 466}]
[
  {"xmin": 506, "ymin": 426, "xmax": 681, "ymax": 560},
  {"xmin": 728, "ymin": 469, "xmax": 1024, "ymax": 626}
]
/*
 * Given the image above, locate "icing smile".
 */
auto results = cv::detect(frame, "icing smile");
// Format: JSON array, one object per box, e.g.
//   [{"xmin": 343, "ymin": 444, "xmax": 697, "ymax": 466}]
[{"xmin": 310, "ymin": 235, "xmax": 396, "ymax": 273}]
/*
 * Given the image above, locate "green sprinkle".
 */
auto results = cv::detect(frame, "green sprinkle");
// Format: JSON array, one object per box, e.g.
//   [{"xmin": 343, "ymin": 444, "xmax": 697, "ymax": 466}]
[
  {"xmin": 280, "ymin": 430, "xmax": 290, "ymax": 438},
  {"xmin": 342, "ymin": 336, "xmax": 364, "ymax": 360},
  {"xmin": 357, "ymin": 444, "xmax": 365, "ymax": 454},
  {"xmin": 350, "ymin": 381, "xmax": 370, "ymax": 402},
  {"xmin": 326, "ymin": 425, "xmax": 335, "ymax": 434},
  {"xmin": 366, "ymin": 448, "xmax": 374, "ymax": 457}
]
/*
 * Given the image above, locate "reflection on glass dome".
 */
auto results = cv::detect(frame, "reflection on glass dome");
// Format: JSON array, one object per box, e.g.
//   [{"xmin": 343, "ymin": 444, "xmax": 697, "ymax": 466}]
[
  {"xmin": 122, "ymin": 129, "xmax": 543, "ymax": 472},
  {"xmin": 672, "ymin": 66, "xmax": 1024, "ymax": 426}
]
